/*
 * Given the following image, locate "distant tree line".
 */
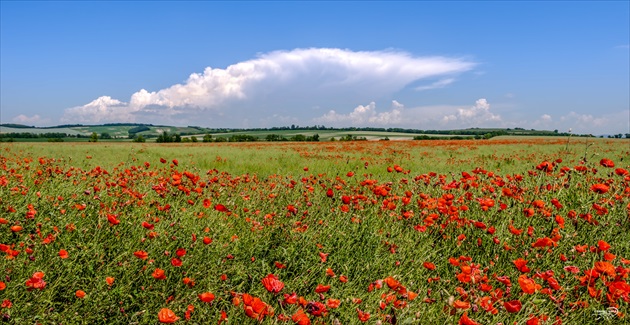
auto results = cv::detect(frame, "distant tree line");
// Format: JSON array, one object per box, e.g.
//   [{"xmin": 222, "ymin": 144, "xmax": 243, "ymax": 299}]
[
  {"xmin": 264, "ymin": 134, "xmax": 320, "ymax": 142},
  {"xmin": 0, "ymin": 132, "xmax": 70, "ymax": 139},
  {"xmin": 603, "ymin": 134, "xmax": 629, "ymax": 139},
  {"xmin": 198, "ymin": 133, "xmax": 320, "ymax": 143}
]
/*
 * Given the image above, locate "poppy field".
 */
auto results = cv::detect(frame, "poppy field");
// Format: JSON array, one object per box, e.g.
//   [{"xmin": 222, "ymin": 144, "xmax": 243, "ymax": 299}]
[{"xmin": 1, "ymin": 138, "xmax": 629, "ymax": 324}]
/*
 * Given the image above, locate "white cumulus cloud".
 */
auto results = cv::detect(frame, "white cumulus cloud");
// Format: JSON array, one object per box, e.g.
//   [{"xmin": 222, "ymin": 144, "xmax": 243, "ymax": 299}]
[
  {"xmin": 12, "ymin": 114, "xmax": 50, "ymax": 126},
  {"xmin": 62, "ymin": 96, "xmax": 131, "ymax": 123},
  {"xmin": 558, "ymin": 110, "xmax": 629, "ymax": 135},
  {"xmin": 441, "ymin": 98, "xmax": 501, "ymax": 127},
  {"xmin": 314, "ymin": 100, "xmax": 404, "ymax": 126},
  {"xmin": 61, "ymin": 48, "xmax": 475, "ymax": 125}
]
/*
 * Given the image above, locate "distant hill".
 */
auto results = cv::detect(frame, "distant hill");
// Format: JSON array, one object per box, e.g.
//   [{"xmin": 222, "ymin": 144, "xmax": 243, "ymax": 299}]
[{"xmin": 1, "ymin": 123, "xmax": 595, "ymax": 142}]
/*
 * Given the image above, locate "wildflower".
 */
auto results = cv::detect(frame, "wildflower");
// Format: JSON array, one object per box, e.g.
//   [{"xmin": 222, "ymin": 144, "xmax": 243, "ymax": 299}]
[
  {"xmin": 261, "ymin": 274, "xmax": 284, "ymax": 293},
  {"xmin": 158, "ymin": 308, "xmax": 179, "ymax": 323},
  {"xmin": 590, "ymin": 184, "xmax": 609, "ymax": 194},
  {"xmin": 107, "ymin": 214, "xmax": 120, "ymax": 226},
  {"xmin": 292, "ymin": 308, "xmax": 311, "ymax": 325},
  {"xmin": 152, "ymin": 268, "xmax": 166, "ymax": 280},
  {"xmin": 242, "ymin": 293, "xmax": 272, "ymax": 321},
  {"xmin": 283, "ymin": 292, "xmax": 298, "ymax": 305},
  {"xmin": 356, "ymin": 308, "xmax": 370, "ymax": 322},
  {"xmin": 513, "ymin": 258, "xmax": 531, "ymax": 273},
  {"xmin": 170, "ymin": 258, "xmax": 182, "ymax": 267},
  {"xmin": 459, "ymin": 312, "xmax": 481, "ymax": 325},
  {"xmin": 75, "ymin": 290, "xmax": 86, "ymax": 298},
  {"xmin": 198, "ymin": 292, "xmax": 215, "ymax": 303},
  {"xmin": 1, "ymin": 299, "xmax": 11, "ymax": 309},
  {"xmin": 453, "ymin": 300, "xmax": 470, "ymax": 309},
  {"xmin": 315, "ymin": 284, "xmax": 330, "ymax": 293},
  {"xmin": 134, "ymin": 251, "xmax": 149, "ymax": 260},
  {"xmin": 327, "ymin": 299, "xmax": 341, "ymax": 309},
  {"xmin": 597, "ymin": 240, "xmax": 611, "ymax": 252},
  {"xmin": 504, "ymin": 300, "xmax": 522, "ymax": 313},
  {"xmin": 58, "ymin": 249, "xmax": 69, "ymax": 259},
  {"xmin": 518, "ymin": 275, "xmax": 541, "ymax": 294},
  {"xmin": 25, "ymin": 272, "xmax": 46, "ymax": 290},
  {"xmin": 306, "ymin": 301, "xmax": 327, "ymax": 317},
  {"xmin": 599, "ymin": 158, "xmax": 614, "ymax": 168}
]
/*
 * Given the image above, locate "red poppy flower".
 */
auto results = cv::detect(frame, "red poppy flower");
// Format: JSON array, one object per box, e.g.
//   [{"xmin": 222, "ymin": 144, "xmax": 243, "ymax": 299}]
[
  {"xmin": 25, "ymin": 271, "xmax": 46, "ymax": 290},
  {"xmin": 292, "ymin": 308, "xmax": 311, "ymax": 325},
  {"xmin": 423, "ymin": 261, "xmax": 436, "ymax": 270},
  {"xmin": 594, "ymin": 261, "xmax": 616, "ymax": 277},
  {"xmin": 106, "ymin": 277, "xmax": 115, "ymax": 286},
  {"xmin": 513, "ymin": 258, "xmax": 530, "ymax": 273},
  {"xmin": 152, "ymin": 268, "xmax": 166, "ymax": 280},
  {"xmin": 315, "ymin": 284, "xmax": 330, "ymax": 293},
  {"xmin": 458, "ymin": 312, "xmax": 481, "ymax": 325},
  {"xmin": 590, "ymin": 184, "xmax": 609, "ymax": 194},
  {"xmin": 214, "ymin": 204, "xmax": 228, "ymax": 212},
  {"xmin": 384, "ymin": 276, "xmax": 401, "ymax": 290},
  {"xmin": 597, "ymin": 240, "xmax": 611, "ymax": 252},
  {"xmin": 1, "ymin": 299, "xmax": 11, "ymax": 309},
  {"xmin": 158, "ymin": 308, "xmax": 179, "ymax": 323},
  {"xmin": 532, "ymin": 237, "xmax": 555, "ymax": 248},
  {"xmin": 356, "ymin": 308, "xmax": 370, "ymax": 322},
  {"xmin": 327, "ymin": 298, "xmax": 341, "ymax": 309},
  {"xmin": 518, "ymin": 275, "xmax": 540, "ymax": 294},
  {"xmin": 504, "ymin": 299, "xmax": 522, "ymax": 313},
  {"xmin": 59, "ymin": 249, "xmax": 69, "ymax": 259},
  {"xmin": 453, "ymin": 300, "xmax": 470, "ymax": 309},
  {"xmin": 170, "ymin": 258, "xmax": 182, "ymax": 267},
  {"xmin": 107, "ymin": 214, "xmax": 120, "ymax": 226},
  {"xmin": 134, "ymin": 251, "xmax": 149, "ymax": 260},
  {"xmin": 242, "ymin": 293, "xmax": 272, "ymax": 321},
  {"xmin": 306, "ymin": 301, "xmax": 327, "ymax": 317},
  {"xmin": 75, "ymin": 290, "xmax": 86, "ymax": 299},
  {"xmin": 615, "ymin": 168, "xmax": 629, "ymax": 176},
  {"xmin": 261, "ymin": 274, "xmax": 284, "ymax": 293},
  {"xmin": 283, "ymin": 292, "xmax": 298, "ymax": 305},
  {"xmin": 599, "ymin": 158, "xmax": 614, "ymax": 168},
  {"xmin": 199, "ymin": 292, "xmax": 215, "ymax": 303}
]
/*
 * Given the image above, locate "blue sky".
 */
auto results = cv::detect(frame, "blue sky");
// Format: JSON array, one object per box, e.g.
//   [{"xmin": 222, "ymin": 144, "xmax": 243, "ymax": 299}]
[{"xmin": 1, "ymin": 1, "xmax": 628, "ymax": 135}]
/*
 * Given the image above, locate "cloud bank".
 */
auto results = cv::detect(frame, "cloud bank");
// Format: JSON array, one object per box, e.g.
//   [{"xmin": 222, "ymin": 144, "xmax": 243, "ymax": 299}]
[
  {"xmin": 62, "ymin": 48, "xmax": 475, "ymax": 125},
  {"xmin": 313, "ymin": 98, "xmax": 505, "ymax": 129},
  {"xmin": 12, "ymin": 114, "xmax": 50, "ymax": 125}
]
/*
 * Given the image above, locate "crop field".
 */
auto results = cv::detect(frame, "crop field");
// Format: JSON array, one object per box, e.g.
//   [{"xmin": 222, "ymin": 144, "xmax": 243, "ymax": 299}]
[{"xmin": 0, "ymin": 138, "xmax": 628, "ymax": 324}]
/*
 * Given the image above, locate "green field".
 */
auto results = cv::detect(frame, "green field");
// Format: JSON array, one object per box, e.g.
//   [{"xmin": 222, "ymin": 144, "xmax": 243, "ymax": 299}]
[{"xmin": 0, "ymin": 138, "xmax": 628, "ymax": 324}]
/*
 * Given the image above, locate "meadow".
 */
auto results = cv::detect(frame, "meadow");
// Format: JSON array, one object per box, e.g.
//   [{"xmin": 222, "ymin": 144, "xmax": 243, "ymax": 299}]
[{"xmin": 0, "ymin": 137, "xmax": 628, "ymax": 324}]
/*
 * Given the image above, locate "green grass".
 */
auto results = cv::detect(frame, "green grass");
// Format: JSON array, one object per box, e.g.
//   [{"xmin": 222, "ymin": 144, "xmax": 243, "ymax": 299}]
[{"xmin": 0, "ymin": 139, "xmax": 628, "ymax": 324}]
